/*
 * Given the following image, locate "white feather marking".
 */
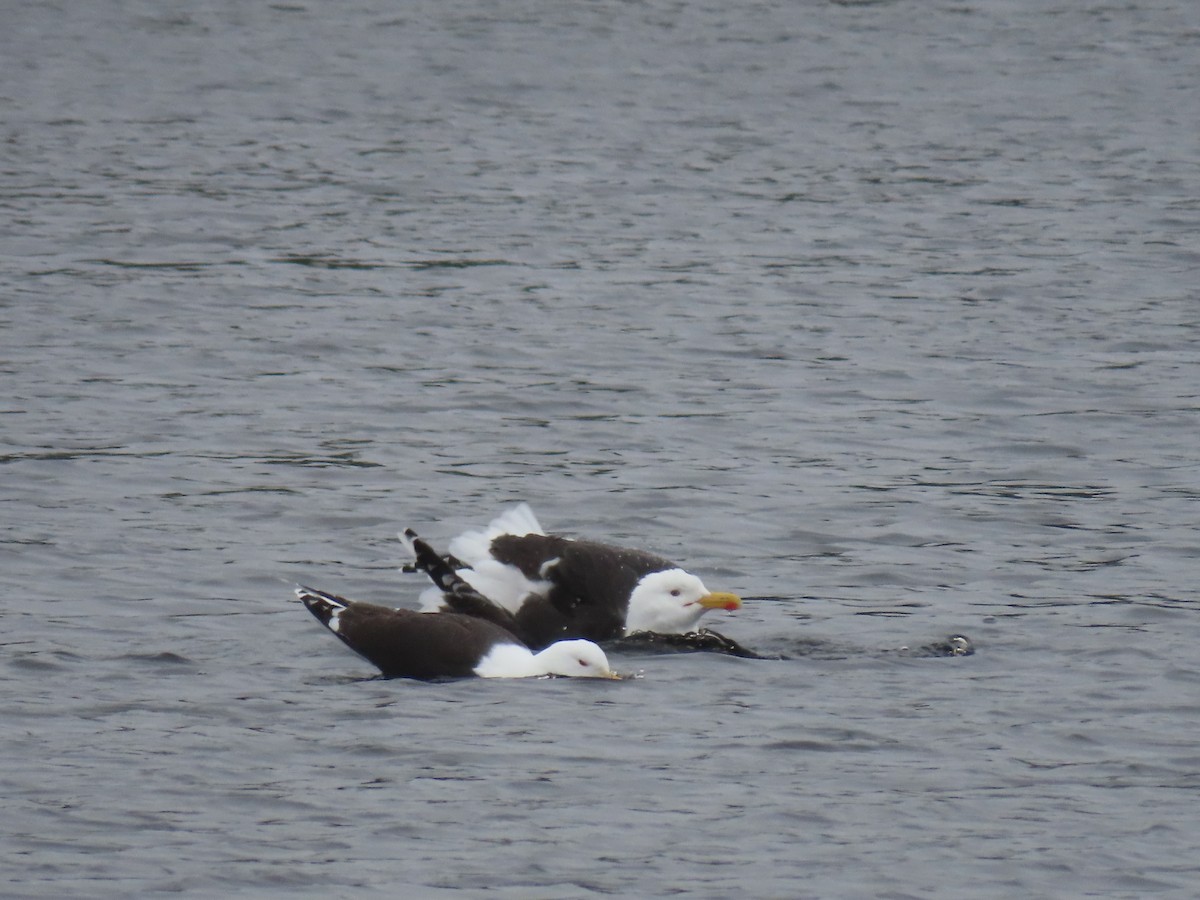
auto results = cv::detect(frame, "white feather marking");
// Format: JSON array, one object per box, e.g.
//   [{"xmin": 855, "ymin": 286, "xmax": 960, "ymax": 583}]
[
  {"xmin": 397, "ymin": 530, "xmax": 417, "ymax": 557},
  {"xmin": 448, "ymin": 502, "xmax": 545, "ymax": 564},
  {"xmin": 416, "ymin": 585, "xmax": 446, "ymax": 613},
  {"xmin": 459, "ymin": 559, "xmax": 551, "ymax": 613}
]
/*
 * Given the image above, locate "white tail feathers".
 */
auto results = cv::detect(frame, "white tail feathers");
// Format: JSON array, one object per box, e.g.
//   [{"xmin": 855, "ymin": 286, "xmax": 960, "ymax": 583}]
[{"xmin": 447, "ymin": 502, "xmax": 545, "ymax": 565}]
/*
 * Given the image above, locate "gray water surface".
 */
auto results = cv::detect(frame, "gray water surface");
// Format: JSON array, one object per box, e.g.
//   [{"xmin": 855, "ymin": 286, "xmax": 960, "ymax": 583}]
[{"xmin": 3, "ymin": 1, "xmax": 1199, "ymax": 897}]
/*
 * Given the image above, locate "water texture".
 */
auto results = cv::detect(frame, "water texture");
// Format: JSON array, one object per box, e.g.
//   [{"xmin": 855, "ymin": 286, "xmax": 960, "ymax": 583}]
[{"xmin": 2, "ymin": 1, "xmax": 1199, "ymax": 897}]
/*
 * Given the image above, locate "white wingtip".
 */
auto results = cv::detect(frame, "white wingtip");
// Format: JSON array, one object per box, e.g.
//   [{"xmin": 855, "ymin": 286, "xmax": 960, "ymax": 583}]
[
  {"xmin": 295, "ymin": 584, "xmax": 347, "ymax": 608},
  {"xmin": 398, "ymin": 530, "xmax": 417, "ymax": 557},
  {"xmin": 296, "ymin": 585, "xmax": 347, "ymax": 633}
]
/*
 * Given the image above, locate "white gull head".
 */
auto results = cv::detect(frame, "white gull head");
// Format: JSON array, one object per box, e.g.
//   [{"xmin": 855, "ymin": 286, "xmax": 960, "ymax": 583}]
[
  {"xmin": 473, "ymin": 638, "xmax": 618, "ymax": 679},
  {"xmin": 623, "ymin": 568, "xmax": 742, "ymax": 635}
]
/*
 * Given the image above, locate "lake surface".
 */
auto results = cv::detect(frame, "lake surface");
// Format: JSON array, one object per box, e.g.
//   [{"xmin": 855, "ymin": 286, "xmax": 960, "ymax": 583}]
[{"xmin": 3, "ymin": 0, "xmax": 1199, "ymax": 896}]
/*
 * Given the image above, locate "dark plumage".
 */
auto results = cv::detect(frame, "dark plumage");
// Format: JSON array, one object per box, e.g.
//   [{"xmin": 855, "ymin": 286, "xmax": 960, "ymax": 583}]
[
  {"xmin": 402, "ymin": 504, "xmax": 741, "ymax": 650},
  {"xmin": 296, "ymin": 585, "xmax": 616, "ymax": 680}
]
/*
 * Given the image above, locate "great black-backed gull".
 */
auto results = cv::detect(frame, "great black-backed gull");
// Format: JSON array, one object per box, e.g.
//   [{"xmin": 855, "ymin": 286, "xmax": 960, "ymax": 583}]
[
  {"xmin": 400, "ymin": 503, "xmax": 742, "ymax": 651},
  {"xmin": 296, "ymin": 586, "xmax": 618, "ymax": 680}
]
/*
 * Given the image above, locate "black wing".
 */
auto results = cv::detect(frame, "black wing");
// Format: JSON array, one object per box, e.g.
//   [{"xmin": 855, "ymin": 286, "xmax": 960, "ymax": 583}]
[
  {"xmin": 298, "ymin": 586, "xmax": 519, "ymax": 679},
  {"xmin": 491, "ymin": 534, "xmax": 676, "ymax": 648}
]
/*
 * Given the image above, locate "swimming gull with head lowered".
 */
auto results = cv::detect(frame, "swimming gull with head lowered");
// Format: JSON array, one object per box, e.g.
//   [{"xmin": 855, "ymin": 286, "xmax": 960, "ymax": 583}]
[{"xmin": 296, "ymin": 585, "xmax": 618, "ymax": 680}]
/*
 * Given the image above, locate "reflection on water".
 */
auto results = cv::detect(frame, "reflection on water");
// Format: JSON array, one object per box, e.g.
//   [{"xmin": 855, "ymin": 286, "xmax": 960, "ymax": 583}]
[{"xmin": 3, "ymin": 0, "xmax": 1199, "ymax": 896}]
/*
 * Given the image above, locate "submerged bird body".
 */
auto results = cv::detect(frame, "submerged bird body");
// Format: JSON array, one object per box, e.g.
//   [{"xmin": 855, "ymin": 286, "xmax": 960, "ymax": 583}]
[
  {"xmin": 405, "ymin": 504, "xmax": 741, "ymax": 650},
  {"xmin": 296, "ymin": 586, "xmax": 616, "ymax": 680}
]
